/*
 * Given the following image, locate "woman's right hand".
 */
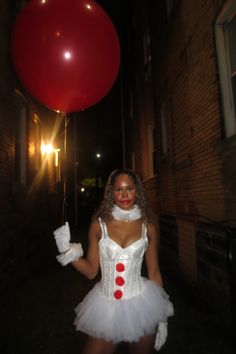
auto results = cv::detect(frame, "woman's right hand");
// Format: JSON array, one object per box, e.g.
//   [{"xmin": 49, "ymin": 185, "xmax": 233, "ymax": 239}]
[{"xmin": 53, "ymin": 221, "xmax": 71, "ymax": 253}]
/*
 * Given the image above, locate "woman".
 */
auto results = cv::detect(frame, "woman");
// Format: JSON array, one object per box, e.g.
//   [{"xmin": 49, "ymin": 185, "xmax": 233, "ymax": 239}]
[{"xmin": 54, "ymin": 169, "xmax": 173, "ymax": 354}]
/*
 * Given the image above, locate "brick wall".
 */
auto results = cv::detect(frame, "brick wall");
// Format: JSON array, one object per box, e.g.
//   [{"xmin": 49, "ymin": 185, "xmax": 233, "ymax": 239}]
[
  {"xmin": 122, "ymin": 0, "xmax": 234, "ymax": 315},
  {"xmin": 151, "ymin": 0, "xmax": 232, "ymax": 312},
  {"xmin": 132, "ymin": 0, "xmax": 235, "ymax": 314},
  {"xmin": 156, "ymin": 0, "xmax": 225, "ymax": 221}
]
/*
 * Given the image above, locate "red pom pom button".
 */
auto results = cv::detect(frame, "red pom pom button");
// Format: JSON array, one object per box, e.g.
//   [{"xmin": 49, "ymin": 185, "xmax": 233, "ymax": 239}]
[
  {"xmin": 114, "ymin": 290, "xmax": 123, "ymax": 299},
  {"xmin": 116, "ymin": 263, "xmax": 125, "ymax": 272},
  {"xmin": 115, "ymin": 276, "xmax": 125, "ymax": 286}
]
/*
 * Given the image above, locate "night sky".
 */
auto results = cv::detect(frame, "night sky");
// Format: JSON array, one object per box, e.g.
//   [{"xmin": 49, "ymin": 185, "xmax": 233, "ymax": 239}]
[{"xmin": 74, "ymin": 0, "xmax": 124, "ymax": 182}]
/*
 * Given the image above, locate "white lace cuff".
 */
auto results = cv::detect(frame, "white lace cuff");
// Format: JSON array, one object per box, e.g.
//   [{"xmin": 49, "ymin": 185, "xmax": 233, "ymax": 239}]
[{"xmin": 56, "ymin": 242, "xmax": 83, "ymax": 266}]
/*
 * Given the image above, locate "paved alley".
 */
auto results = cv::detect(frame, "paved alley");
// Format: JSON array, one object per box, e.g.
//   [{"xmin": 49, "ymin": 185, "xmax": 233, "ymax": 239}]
[{"xmin": 0, "ymin": 254, "xmax": 234, "ymax": 354}]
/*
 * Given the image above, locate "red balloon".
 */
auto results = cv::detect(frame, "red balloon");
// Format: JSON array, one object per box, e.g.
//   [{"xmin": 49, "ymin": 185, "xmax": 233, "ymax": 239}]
[{"xmin": 11, "ymin": 0, "xmax": 120, "ymax": 113}]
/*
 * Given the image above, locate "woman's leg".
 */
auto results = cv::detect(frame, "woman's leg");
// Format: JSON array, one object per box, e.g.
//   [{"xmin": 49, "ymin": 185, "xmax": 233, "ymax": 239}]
[
  {"xmin": 128, "ymin": 333, "xmax": 155, "ymax": 354},
  {"xmin": 81, "ymin": 336, "xmax": 116, "ymax": 354}
]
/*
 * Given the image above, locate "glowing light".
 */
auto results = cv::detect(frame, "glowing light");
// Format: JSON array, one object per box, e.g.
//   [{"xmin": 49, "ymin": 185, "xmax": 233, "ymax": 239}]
[
  {"xmin": 41, "ymin": 143, "xmax": 53, "ymax": 155},
  {"xmin": 96, "ymin": 153, "xmax": 101, "ymax": 158},
  {"xmin": 81, "ymin": 187, "xmax": 85, "ymax": 193},
  {"xmin": 64, "ymin": 51, "xmax": 72, "ymax": 60},
  {"xmin": 41, "ymin": 0, "xmax": 46, "ymax": 4},
  {"xmin": 85, "ymin": 4, "xmax": 92, "ymax": 10}
]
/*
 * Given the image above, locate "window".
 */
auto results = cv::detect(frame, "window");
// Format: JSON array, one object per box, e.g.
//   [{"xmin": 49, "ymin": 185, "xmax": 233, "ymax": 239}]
[
  {"xmin": 148, "ymin": 125, "xmax": 158, "ymax": 176},
  {"xmin": 215, "ymin": 1, "xmax": 236, "ymax": 137}
]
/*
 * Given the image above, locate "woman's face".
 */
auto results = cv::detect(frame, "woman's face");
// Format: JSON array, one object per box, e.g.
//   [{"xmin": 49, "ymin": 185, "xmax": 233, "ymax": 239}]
[{"xmin": 113, "ymin": 174, "xmax": 137, "ymax": 210}]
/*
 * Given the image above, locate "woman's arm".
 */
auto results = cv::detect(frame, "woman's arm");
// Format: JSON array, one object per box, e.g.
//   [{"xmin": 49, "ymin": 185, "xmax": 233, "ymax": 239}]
[
  {"xmin": 71, "ymin": 220, "xmax": 101, "ymax": 280},
  {"xmin": 145, "ymin": 222, "xmax": 163, "ymax": 287}
]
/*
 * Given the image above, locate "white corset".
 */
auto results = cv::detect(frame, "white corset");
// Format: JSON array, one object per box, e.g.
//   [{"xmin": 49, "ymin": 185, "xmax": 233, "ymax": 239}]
[{"xmin": 98, "ymin": 219, "xmax": 148, "ymax": 300}]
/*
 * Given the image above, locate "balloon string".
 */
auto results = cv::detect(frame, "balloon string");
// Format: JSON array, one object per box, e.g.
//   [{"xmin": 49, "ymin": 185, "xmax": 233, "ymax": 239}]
[{"xmin": 62, "ymin": 114, "xmax": 68, "ymax": 224}]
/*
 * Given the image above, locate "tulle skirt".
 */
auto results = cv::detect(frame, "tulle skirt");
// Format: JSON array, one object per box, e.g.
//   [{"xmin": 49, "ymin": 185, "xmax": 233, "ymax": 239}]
[{"xmin": 74, "ymin": 277, "xmax": 174, "ymax": 343}]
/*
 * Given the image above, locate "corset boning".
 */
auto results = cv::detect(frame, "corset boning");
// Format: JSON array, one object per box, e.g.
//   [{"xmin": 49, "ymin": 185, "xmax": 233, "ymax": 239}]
[{"xmin": 99, "ymin": 234, "xmax": 148, "ymax": 300}]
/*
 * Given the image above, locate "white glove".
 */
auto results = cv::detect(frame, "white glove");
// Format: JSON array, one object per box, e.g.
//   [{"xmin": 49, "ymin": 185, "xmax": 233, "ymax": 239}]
[
  {"xmin": 56, "ymin": 242, "xmax": 83, "ymax": 266},
  {"xmin": 53, "ymin": 222, "xmax": 71, "ymax": 253},
  {"xmin": 154, "ymin": 322, "xmax": 168, "ymax": 351}
]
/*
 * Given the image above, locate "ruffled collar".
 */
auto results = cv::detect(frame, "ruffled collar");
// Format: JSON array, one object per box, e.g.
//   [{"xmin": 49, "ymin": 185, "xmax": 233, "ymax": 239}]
[{"xmin": 111, "ymin": 204, "xmax": 141, "ymax": 222}]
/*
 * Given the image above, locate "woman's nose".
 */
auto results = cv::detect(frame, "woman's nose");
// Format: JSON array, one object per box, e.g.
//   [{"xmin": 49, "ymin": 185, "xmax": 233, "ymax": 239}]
[{"xmin": 122, "ymin": 189, "xmax": 128, "ymax": 198}]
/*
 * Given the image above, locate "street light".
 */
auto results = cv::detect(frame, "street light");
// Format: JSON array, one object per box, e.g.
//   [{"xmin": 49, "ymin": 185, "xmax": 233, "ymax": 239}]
[
  {"xmin": 41, "ymin": 142, "xmax": 60, "ymax": 164},
  {"xmin": 41, "ymin": 143, "xmax": 54, "ymax": 155},
  {"xmin": 95, "ymin": 152, "xmax": 102, "ymax": 190}
]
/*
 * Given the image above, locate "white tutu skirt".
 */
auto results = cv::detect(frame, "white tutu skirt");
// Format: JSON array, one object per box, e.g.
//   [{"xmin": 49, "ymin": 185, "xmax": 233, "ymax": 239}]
[{"xmin": 74, "ymin": 277, "xmax": 174, "ymax": 343}]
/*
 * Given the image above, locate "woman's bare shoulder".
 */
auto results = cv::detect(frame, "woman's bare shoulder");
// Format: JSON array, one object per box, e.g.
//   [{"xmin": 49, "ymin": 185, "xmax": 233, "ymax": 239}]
[
  {"xmin": 146, "ymin": 221, "xmax": 158, "ymax": 238},
  {"xmin": 88, "ymin": 218, "xmax": 102, "ymax": 238}
]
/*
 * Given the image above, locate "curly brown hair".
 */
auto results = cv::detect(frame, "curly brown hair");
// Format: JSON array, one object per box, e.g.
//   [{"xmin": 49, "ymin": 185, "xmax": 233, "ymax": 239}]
[{"xmin": 93, "ymin": 169, "xmax": 153, "ymax": 222}]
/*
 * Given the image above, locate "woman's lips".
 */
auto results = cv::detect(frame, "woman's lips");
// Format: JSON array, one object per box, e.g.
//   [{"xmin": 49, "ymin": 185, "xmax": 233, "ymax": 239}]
[{"xmin": 120, "ymin": 200, "xmax": 130, "ymax": 204}]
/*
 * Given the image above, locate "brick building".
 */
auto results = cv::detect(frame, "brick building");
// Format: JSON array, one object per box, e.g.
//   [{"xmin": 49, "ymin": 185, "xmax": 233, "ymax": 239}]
[
  {"xmin": 122, "ymin": 0, "xmax": 236, "ymax": 320},
  {"xmin": 0, "ymin": 1, "xmax": 65, "ymax": 290}
]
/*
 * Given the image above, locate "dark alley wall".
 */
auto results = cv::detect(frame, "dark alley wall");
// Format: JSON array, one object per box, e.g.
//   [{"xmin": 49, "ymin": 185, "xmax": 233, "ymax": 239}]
[
  {"xmin": 0, "ymin": 1, "xmax": 64, "ymax": 292},
  {"xmin": 121, "ymin": 0, "xmax": 236, "ymax": 322}
]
